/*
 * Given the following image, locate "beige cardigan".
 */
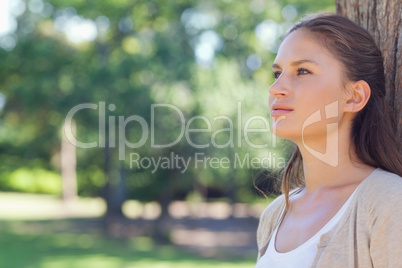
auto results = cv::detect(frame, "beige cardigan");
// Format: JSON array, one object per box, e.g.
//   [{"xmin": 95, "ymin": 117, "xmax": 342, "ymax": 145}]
[{"xmin": 256, "ymin": 168, "xmax": 402, "ymax": 267}]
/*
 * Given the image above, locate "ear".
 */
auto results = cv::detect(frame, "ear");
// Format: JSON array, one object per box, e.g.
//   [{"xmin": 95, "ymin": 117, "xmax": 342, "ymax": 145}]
[{"xmin": 344, "ymin": 80, "xmax": 371, "ymax": 113}]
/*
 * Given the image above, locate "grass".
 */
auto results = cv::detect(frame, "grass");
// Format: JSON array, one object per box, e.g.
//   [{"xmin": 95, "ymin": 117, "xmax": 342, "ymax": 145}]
[
  {"xmin": 0, "ymin": 193, "xmax": 258, "ymax": 268},
  {"xmin": 0, "ymin": 225, "xmax": 256, "ymax": 268}
]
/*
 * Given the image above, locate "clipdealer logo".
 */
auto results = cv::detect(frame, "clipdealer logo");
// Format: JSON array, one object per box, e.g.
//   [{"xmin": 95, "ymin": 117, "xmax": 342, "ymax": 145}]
[
  {"xmin": 63, "ymin": 101, "xmax": 285, "ymax": 170},
  {"xmin": 128, "ymin": 152, "xmax": 286, "ymax": 173},
  {"xmin": 63, "ymin": 100, "xmax": 339, "ymax": 170},
  {"xmin": 271, "ymin": 100, "xmax": 339, "ymax": 167},
  {"xmin": 301, "ymin": 101, "xmax": 339, "ymax": 167}
]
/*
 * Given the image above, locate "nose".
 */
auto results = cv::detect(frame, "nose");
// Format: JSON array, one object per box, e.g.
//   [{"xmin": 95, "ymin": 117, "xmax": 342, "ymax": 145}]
[{"xmin": 268, "ymin": 74, "xmax": 290, "ymax": 98}]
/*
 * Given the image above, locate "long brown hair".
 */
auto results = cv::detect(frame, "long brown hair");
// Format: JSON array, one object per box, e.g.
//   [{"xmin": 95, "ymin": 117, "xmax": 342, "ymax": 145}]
[{"xmin": 278, "ymin": 13, "xmax": 402, "ymax": 212}]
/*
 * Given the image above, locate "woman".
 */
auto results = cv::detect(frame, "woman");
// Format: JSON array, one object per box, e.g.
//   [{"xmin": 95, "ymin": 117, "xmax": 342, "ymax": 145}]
[{"xmin": 256, "ymin": 13, "xmax": 402, "ymax": 267}]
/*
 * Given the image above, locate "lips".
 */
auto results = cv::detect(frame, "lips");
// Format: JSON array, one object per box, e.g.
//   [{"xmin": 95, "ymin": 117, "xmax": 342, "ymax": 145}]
[{"xmin": 270, "ymin": 103, "xmax": 294, "ymax": 117}]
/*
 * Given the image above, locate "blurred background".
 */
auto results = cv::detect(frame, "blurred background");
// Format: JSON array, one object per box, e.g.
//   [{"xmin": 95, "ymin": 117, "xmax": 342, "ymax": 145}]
[{"xmin": 0, "ymin": 0, "xmax": 333, "ymax": 267}]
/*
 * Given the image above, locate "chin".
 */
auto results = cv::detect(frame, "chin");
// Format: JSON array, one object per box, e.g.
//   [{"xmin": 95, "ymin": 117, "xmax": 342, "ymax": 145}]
[
  {"xmin": 270, "ymin": 122, "xmax": 302, "ymax": 141},
  {"xmin": 271, "ymin": 128, "xmax": 301, "ymax": 141}
]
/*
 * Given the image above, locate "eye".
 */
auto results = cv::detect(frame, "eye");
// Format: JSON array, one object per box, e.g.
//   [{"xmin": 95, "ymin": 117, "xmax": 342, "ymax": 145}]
[
  {"xmin": 273, "ymin": 71, "xmax": 281, "ymax": 79},
  {"xmin": 297, "ymin": 68, "xmax": 310, "ymax": 76}
]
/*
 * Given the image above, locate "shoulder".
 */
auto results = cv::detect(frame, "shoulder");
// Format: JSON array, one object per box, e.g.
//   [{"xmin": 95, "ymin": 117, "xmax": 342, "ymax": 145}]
[
  {"xmin": 358, "ymin": 168, "xmax": 402, "ymax": 200},
  {"xmin": 357, "ymin": 168, "xmax": 402, "ymax": 213},
  {"xmin": 348, "ymin": 169, "xmax": 402, "ymax": 266},
  {"xmin": 256, "ymin": 194, "xmax": 286, "ymax": 249},
  {"xmin": 259, "ymin": 194, "xmax": 286, "ymax": 222}
]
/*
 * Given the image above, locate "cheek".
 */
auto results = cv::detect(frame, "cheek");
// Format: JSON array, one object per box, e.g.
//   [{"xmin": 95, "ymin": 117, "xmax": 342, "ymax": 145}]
[
  {"xmin": 301, "ymin": 81, "xmax": 342, "ymax": 107},
  {"xmin": 315, "ymin": 77, "xmax": 344, "ymax": 97}
]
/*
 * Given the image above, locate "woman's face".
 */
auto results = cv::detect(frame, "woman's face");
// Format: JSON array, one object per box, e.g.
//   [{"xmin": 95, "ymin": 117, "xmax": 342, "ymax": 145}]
[{"xmin": 268, "ymin": 29, "xmax": 350, "ymax": 143}]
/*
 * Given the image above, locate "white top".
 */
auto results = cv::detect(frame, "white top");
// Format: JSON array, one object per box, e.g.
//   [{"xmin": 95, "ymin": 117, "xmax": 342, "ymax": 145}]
[{"xmin": 255, "ymin": 187, "xmax": 359, "ymax": 268}]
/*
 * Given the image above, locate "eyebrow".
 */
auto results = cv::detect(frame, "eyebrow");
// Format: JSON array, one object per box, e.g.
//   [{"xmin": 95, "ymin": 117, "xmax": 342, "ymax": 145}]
[{"xmin": 272, "ymin": 59, "xmax": 319, "ymax": 69}]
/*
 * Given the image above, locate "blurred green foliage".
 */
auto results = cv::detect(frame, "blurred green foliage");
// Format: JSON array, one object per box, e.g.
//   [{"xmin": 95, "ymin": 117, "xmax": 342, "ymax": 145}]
[
  {"xmin": 0, "ymin": 0, "xmax": 334, "ymax": 209},
  {"xmin": 7, "ymin": 168, "xmax": 62, "ymax": 194}
]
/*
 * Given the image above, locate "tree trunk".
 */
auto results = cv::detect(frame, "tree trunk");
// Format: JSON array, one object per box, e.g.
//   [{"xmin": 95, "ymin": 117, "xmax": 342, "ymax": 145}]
[
  {"xmin": 153, "ymin": 184, "xmax": 173, "ymax": 244},
  {"xmin": 103, "ymin": 146, "xmax": 127, "ymax": 237},
  {"xmin": 153, "ymin": 170, "xmax": 178, "ymax": 244},
  {"xmin": 336, "ymin": 0, "xmax": 401, "ymax": 139},
  {"xmin": 61, "ymin": 120, "xmax": 77, "ymax": 203},
  {"xmin": 104, "ymin": 165, "xmax": 126, "ymax": 220}
]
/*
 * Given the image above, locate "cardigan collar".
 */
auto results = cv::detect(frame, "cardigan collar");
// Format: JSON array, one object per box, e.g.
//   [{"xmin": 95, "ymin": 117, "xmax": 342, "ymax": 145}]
[{"xmin": 259, "ymin": 168, "xmax": 380, "ymax": 258}]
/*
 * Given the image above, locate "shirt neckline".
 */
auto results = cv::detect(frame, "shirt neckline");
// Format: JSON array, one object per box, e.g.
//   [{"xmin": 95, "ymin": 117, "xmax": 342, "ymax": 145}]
[
  {"xmin": 268, "ymin": 182, "xmax": 360, "ymax": 257},
  {"xmin": 259, "ymin": 167, "xmax": 381, "ymax": 259}
]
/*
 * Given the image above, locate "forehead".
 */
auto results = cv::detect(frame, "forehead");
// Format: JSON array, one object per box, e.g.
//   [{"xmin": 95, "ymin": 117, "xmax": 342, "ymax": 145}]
[{"xmin": 274, "ymin": 29, "xmax": 339, "ymax": 67}]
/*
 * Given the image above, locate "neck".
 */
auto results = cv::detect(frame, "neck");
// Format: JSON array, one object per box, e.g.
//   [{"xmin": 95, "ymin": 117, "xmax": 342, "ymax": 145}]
[{"xmin": 293, "ymin": 129, "xmax": 375, "ymax": 194}]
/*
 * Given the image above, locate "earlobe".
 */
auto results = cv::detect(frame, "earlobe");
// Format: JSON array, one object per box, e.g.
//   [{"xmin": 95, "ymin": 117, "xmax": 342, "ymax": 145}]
[{"xmin": 344, "ymin": 80, "xmax": 371, "ymax": 113}]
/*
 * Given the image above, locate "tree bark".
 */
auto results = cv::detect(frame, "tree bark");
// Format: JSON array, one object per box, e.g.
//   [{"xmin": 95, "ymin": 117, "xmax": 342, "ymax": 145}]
[{"xmin": 336, "ymin": 0, "xmax": 401, "ymax": 139}]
